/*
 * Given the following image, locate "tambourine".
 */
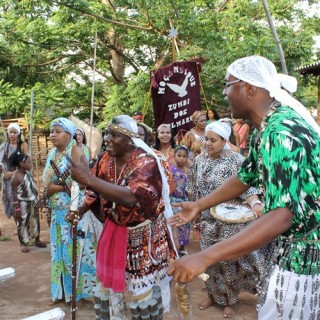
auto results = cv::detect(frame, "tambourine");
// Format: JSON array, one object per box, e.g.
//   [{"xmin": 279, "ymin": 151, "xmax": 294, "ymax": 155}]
[{"xmin": 210, "ymin": 202, "xmax": 256, "ymax": 223}]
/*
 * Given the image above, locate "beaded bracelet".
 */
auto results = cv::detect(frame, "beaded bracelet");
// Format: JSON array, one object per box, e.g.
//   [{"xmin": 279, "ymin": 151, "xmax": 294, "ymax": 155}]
[{"xmin": 250, "ymin": 199, "xmax": 262, "ymax": 209}]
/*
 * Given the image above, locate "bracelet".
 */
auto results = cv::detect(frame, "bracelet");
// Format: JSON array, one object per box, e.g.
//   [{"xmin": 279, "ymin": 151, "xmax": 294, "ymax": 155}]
[
  {"xmin": 15, "ymin": 208, "xmax": 21, "ymax": 211},
  {"xmin": 14, "ymin": 201, "xmax": 20, "ymax": 204},
  {"xmin": 250, "ymin": 199, "xmax": 262, "ymax": 208}
]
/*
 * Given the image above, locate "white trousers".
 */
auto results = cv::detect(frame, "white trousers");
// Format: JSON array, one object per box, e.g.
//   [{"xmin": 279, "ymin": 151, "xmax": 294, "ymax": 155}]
[{"xmin": 258, "ymin": 265, "xmax": 320, "ymax": 320}]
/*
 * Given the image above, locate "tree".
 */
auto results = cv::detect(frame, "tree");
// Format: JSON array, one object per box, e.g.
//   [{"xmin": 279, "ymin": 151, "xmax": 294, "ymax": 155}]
[{"xmin": 0, "ymin": 0, "xmax": 319, "ymax": 128}]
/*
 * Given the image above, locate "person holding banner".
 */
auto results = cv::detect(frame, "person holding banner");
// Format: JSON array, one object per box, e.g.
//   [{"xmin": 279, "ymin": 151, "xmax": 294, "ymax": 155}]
[
  {"xmin": 181, "ymin": 110, "xmax": 207, "ymax": 162},
  {"xmin": 167, "ymin": 56, "xmax": 320, "ymax": 319},
  {"xmin": 68, "ymin": 115, "xmax": 177, "ymax": 320},
  {"xmin": 44, "ymin": 118, "xmax": 99, "ymax": 308}
]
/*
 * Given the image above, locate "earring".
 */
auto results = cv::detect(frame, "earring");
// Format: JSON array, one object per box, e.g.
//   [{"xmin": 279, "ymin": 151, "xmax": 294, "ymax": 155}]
[{"xmin": 248, "ymin": 95, "xmax": 252, "ymax": 100}]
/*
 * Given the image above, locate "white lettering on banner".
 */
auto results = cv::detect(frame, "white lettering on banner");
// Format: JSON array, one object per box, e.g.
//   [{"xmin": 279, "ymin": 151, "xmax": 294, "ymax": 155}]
[
  {"xmin": 173, "ymin": 109, "xmax": 187, "ymax": 119},
  {"xmin": 170, "ymin": 116, "xmax": 192, "ymax": 128},
  {"xmin": 173, "ymin": 66, "xmax": 190, "ymax": 75},
  {"xmin": 168, "ymin": 98, "xmax": 190, "ymax": 111},
  {"xmin": 157, "ymin": 67, "xmax": 197, "ymax": 95},
  {"xmin": 158, "ymin": 81, "xmax": 166, "ymax": 95}
]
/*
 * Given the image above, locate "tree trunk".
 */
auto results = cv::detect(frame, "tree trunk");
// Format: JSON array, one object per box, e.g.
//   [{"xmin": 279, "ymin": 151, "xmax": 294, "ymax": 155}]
[
  {"xmin": 102, "ymin": 0, "xmax": 125, "ymax": 83},
  {"xmin": 107, "ymin": 28, "xmax": 124, "ymax": 83}
]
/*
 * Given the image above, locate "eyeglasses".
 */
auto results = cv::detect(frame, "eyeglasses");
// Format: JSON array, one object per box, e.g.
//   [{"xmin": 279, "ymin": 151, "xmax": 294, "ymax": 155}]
[{"xmin": 223, "ymin": 79, "xmax": 242, "ymax": 88}]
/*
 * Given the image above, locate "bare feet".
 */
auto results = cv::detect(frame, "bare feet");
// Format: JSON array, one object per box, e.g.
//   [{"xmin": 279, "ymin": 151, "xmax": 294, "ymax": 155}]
[
  {"xmin": 35, "ymin": 240, "xmax": 47, "ymax": 248},
  {"xmin": 198, "ymin": 297, "xmax": 214, "ymax": 310},
  {"xmin": 224, "ymin": 306, "xmax": 236, "ymax": 318},
  {"xmin": 76, "ymin": 299, "xmax": 84, "ymax": 309},
  {"xmin": 49, "ymin": 299, "xmax": 63, "ymax": 306},
  {"xmin": 20, "ymin": 245, "xmax": 29, "ymax": 253}
]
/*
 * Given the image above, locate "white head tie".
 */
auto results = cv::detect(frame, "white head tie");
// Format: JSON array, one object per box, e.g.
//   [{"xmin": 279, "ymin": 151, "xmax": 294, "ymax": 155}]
[
  {"xmin": 107, "ymin": 115, "xmax": 176, "ymax": 253},
  {"xmin": 276, "ymin": 73, "xmax": 297, "ymax": 94},
  {"xmin": 227, "ymin": 56, "xmax": 320, "ymax": 136},
  {"xmin": 205, "ymin": 121, "xmax": 231, "ymax": 150},
  {"xmin": 8, "ymin": 123, "xmax": 21, "ymax": 135},
  {"xmin": 108, "ymin": 115, "xmax": 139, "ymax": 138}
]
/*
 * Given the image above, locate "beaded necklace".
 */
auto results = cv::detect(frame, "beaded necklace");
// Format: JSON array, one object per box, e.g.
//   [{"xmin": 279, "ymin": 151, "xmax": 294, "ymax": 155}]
[
  {"xmin": 254, "ymin": 100, "xmax": 281, "ymax": 194},
  {"xmin": 114, "ymin": 158, "xmax": 128, "ymax": 185}
]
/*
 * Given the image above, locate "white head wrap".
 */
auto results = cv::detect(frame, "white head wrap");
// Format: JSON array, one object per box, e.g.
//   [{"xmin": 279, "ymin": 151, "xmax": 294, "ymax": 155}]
[
  {"xmin": 276, "ymin": 73, "xmax": 297, "ymax": 94},
  {"xmin": 219, "ymin": 117, "xmax": 234, "ymax": 128},
  {"xmin": 107, "ymin": 115, "xmax": 176, "ymax": 238},
  {"xmin": 8, "ymin": 123, "xmax": 21, "ymax": 135},
  {"xmin": 205, "ymin": 121, "xmax": 231, "ymax": 150},
  {"xmin": 226, "ymin": 56, "xmax": 320, "ymax": 136}
]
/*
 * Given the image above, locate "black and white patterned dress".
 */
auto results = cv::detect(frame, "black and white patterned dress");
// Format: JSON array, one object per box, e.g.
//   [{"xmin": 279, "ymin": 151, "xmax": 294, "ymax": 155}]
[{"xmin": 186, "ymin": 150, "xmax": 273, "ymax": 306}]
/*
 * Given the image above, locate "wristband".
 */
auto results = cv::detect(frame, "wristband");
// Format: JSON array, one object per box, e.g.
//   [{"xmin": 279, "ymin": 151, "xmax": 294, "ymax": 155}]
[{"xmin": 250, "ymin": 199, "xmax": 262, "ymax": 209}]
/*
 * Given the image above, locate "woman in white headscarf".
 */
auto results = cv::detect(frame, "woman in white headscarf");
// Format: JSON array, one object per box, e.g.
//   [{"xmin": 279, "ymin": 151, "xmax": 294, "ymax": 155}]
[
  {"xmin": 0, "ymin": 123, "xmax": 28, "ymax": 221},
  {"xmin": 168, "ymin": 56, "xmax": 320, "ymax": 320},
  {"xmin": 186, "ymin": 120, "xmax": 269, "ymax": 318}
]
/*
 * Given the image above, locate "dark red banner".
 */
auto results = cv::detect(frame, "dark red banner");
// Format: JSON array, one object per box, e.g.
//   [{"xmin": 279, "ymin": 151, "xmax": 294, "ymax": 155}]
[{"xmin": 151, "ymin": 61, "xmax": 201, "ymax": 136}]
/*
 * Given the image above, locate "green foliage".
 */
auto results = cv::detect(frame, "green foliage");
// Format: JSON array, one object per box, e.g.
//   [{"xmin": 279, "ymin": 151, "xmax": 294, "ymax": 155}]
[
  {"xmin": 0, "ymin": 235, "xmax": 12, "ymax": 241},
  {"xmin": 0, "ymin": 0, "xmax": 319, "ymax": 128}
]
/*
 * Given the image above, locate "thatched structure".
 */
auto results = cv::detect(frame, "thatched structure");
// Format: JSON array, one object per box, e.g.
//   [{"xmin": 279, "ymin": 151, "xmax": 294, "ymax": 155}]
[{"xmin": 295, "ymin": 61, "xmax": 320, "ymax": 123}]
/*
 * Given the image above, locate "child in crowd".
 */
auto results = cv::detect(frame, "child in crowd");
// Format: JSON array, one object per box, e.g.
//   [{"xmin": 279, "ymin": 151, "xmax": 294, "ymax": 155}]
[
  {"xmin": 170, "ymin": 146, "xmax": 191, "ymax": 256},
  {"xmin": 10, "ymin": 151, "xmax": 46, "ymax": 253}
]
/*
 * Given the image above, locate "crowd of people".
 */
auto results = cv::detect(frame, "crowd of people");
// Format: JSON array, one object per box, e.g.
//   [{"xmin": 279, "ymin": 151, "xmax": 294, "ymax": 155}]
[{"xmin": 0, "ymin": 55, "xmax": 319, "ymax": 319}]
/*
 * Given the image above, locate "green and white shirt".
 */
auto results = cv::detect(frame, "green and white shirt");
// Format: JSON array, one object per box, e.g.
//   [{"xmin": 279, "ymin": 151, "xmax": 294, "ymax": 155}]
[{"xmin": 238, "ymin": 103, "xmax": 320, "ymax": 275}]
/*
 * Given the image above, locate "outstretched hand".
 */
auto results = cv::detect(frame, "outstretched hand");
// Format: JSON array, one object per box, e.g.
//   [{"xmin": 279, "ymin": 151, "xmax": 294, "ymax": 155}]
[
  {"xmin": 66, "ymin": 154, "xmax": 90, "ymax": 187},
  {"xmin": 167, "ymin": 252, "xmax": 208, "ymax": 283},
  {"xmin": 167, "ymin": 201, "xmax": 200, "ymax": 226}
]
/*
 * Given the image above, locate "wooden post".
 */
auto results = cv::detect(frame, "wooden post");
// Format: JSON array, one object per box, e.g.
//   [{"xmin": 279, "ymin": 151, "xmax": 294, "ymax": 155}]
[{"xmin": 29, "ymin": 91, "xmax": 34, "ymax": 160}]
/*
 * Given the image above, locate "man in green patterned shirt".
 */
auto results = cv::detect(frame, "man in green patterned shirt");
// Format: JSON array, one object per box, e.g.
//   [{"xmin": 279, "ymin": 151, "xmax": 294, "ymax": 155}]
[{"xmin": 167, "ymin": 56, "xmax": 320, "ymax": 319}]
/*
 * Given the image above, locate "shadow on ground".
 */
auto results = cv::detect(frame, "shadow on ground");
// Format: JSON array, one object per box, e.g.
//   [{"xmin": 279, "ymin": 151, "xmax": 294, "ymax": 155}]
[{"xmin": 0, "ymin": 210, "xmax": 257, "ymax": 320}]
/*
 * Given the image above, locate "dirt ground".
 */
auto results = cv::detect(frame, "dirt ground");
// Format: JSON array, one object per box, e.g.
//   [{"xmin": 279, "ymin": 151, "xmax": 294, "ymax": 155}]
[{"xmin": 0, "ymin": 209, "xmax": 257, "ymax": 320}]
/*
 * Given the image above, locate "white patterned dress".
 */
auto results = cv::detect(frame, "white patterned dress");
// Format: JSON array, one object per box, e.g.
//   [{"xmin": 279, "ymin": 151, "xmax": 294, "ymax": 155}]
[{"xmin": 186, "ymin": 150, "xmax": 273, "ymax": 306}]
